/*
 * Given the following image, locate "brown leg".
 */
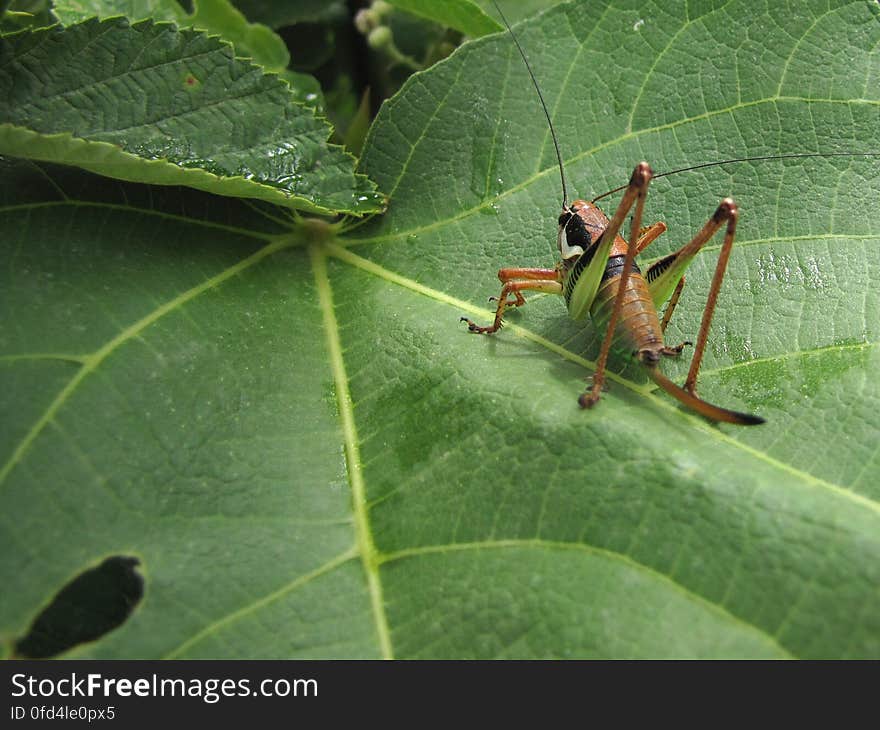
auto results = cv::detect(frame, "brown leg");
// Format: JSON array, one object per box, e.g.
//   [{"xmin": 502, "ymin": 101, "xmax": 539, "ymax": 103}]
[
  {"xmin": 461, "ymin": 277, "xmax": 562, "ymax": 334},
  {"xmin": 497, "ymin": 267, "xmax": 559, "ymax": 282},
  {"xmin": 579, "ymin": 162, "xmax": 653, "ymax": 409},
  {"xmin": 661, "ymin": 341, "xmax": 690, "ymax": 357},
  {"xmin": 491, "ymin": 267, "xmax": 559, "ymax": 306},
  {"xmin": 684, "ymin": 199, "xmax": 738, "ymax": 394},
  {"xmin": 660, "ymin": 275, "xmax": 686, "ymax": 332},
  {"xmin": 634, "ymin": 221, "xmax": 667, "ymax": 255}
]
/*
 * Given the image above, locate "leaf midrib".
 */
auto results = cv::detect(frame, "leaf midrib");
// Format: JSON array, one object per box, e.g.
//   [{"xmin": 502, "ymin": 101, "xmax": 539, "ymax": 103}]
[
  {"xmin": 325, "ymin": 241, "xmax": 880, "ymax": 517},
  {"xmin": 10, "ymin": 231, "xmax": 871, "ymax": 661},
  {"xmin": 310, "ymin": 244, "xmax": 394, "ymax": 659},
  {"xmin": 5, "ymin": 205, "xmax": 875, "ymax": 661}
]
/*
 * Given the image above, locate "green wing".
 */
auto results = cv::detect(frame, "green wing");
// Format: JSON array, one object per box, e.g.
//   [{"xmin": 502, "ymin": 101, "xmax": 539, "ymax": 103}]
[{"xmin": 563, "ymin": 233, "xmax": 617, "ymax": 320}]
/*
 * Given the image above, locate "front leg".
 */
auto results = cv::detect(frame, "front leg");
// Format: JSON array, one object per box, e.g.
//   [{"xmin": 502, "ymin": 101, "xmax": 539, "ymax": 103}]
[
  {"xmin": 461, "ymin": 270, "xmax": 562, "ymax": 334},
  {"xmin": 580, "ymin": 162, "xmax": 653, "ymax": 408}
]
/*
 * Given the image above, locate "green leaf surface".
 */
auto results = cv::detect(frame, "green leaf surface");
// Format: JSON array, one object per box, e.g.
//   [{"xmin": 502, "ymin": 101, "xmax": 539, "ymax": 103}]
[
  {"xmin": 2, "ymin": 0, "xmax": 879, "ymax": 659},
  {"xmin": 384, "ymin": 0, "xmax": 502, "ymax": 37},
  {"xmin": 281, "ymin": 69, "xmax": 325, "ymax": 113},
  {"xmin": 0, "ymin": 18, "xmax": 383, "ymax": 215},
  {"xmin": 53, "ymin": 0, "xmax": 290, "ymax": 72},
  {"xmin": 473, "ymin": 0, "xmax": 561, "ymax": 24},
  {"xmin": 51, "ymin": 0, "xmax": 186, "ymax": 24}
]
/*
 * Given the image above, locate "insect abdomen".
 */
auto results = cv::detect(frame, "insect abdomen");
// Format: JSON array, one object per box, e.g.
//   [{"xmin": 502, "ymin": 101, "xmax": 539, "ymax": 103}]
[{"xmin": 590, "ymin": 256, "xmax": 663, "ymax": 353}]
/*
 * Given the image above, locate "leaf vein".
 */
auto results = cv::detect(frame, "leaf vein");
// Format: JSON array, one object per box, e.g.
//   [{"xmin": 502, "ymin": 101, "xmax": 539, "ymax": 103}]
[
  {"xmin": 325, "ymin": 242, "xmax": 880, "ymax": 516},
  {"xmin": 350, "ymin": 96, "xmax": 879, "ymax": 247},
  {"xmin": 0, "ymin": 238, "xmax": 291, "ymax": 491},
  {"xmin": 377, "ymin": 538, "xmax": 796, "ymax": 658},
  {"xmin": 309, "ymin": 245, "xmax": 394, "ymax": 660},
  {"xmin": 162, "ymin": 548, "xmax": 359, "ymax": 659}
]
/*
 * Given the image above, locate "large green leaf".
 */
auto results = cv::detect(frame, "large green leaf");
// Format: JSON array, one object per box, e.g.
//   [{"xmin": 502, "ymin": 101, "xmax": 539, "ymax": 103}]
[
  {"xmin": 1, "ymin": 0, "xmax": 879, "ymax": 659},
  {"xmin": 0, "ymin": 19, "xmax": 383, "ymax": 215}
]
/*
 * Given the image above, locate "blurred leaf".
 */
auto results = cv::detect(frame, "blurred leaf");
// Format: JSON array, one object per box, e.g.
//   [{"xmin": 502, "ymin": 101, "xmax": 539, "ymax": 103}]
[
  {"xmin": 473, "ymin": 0, "xmax": 560, "ymax": 23},
  {"xmin": 52, "ymin": 0, "xmax": 289, "ymax": 72},
  {"xmin": 384, "ymin": 4, "xmax": 449, "ymax": 62},
  {"xmin": 283, "ymin": 19, "xmax": 335, "ymax": 71},
  {"xmin": 186, "ymin": 0, "xmax": 289, "ymax": 71},
  {"xmin": 281, "ymin": 69, "xmax": 326, "ymax": 113},
  {"xmin": 231, "ymin": 0, "xmax": 346, "ymax": 28},
  {"xmin": 322, "ymin": 73, "xmax": 360, "ymax": 142},
  {"xmin": 384, "ymin": 0, "xmax": 501, "ymax": 37},
  {"xmin": 344, "ymin": 89, "xmax": 372, "ymax": 156},
  {"xmin": 1, "ymin": 0, "xmax": 54, "ymax": 30}
]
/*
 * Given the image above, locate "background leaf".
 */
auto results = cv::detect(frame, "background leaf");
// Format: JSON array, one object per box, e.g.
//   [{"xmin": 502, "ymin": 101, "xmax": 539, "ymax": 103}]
[
  {"xmin": 0, "ymin": 0, "xmax": 54, "ymax": 30},
  {"xmin": 383, "ymin": 0, "xmax": 502, "ymax": 38},
  {"xmin": 185, "ymin": 0, "xmax": 289, "ymax": 71},
  {"xmin": 231, "ymin": 0, "xmax": 346, "ymax": 29},
  {"xmin": 472, "ymin": 0, "xmax": 561, "ymax": 24},
  {"xmin": 1, "ymin": 0, "xmax": 879, "ymax": 659},
  {"xmin": 50, "ymin": 0, "xmax": 186, "ymax": 24},
  {"xmin": 51, "ymin": 0, "xmax": 291, "ymax": 72},
  {"xmin": 0, "ymin": 18, "xmax": 382, "ymax": 214}
]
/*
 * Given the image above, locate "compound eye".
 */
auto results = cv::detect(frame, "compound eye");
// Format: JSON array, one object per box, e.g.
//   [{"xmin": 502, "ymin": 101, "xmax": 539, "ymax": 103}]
[
  {"xmin": 565, "ymin": 214, "xmax": 592, "ymax": 250},
  {"xmin": 558, "ymin": 212, "xmax": 571, "ymax": 227}
]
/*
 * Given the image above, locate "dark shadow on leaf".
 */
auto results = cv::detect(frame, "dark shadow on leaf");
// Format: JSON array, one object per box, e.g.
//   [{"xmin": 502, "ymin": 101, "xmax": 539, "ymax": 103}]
[{"xmin": 14, "ymin": 556, "xmax": 144, "ymax": 659}]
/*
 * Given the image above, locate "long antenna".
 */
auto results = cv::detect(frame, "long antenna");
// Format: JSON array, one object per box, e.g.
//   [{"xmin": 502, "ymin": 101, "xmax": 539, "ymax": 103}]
[
  {"xmin": 492, "ymin": 0, "xmax": 569, "ymax": 208},
  {"xmin": 591, "ymin": 152, "xmax": 880, "ymax": 202}
]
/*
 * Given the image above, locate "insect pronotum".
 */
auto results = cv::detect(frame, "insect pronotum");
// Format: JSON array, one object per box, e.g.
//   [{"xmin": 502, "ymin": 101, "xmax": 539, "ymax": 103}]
[{"xmin": 461, "ymin": 2, "xmax": 878, "ymax": 425}]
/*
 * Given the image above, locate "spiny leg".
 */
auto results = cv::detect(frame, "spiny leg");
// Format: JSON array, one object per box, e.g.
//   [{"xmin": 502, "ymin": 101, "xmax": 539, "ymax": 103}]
[
  {"xmin": 660, "ymin": 340, "xmax": 690, "ymax": 357},
  {"xmin": 659, "ymin": 276, "xmax": 686, "ymax": 332},
  {"xmin": 579, "ymin": 162, "xmax": 653, "ymax": 409},
  {"xmin": 684, "ymin": 199, "xmax": 738, "ymax": 394},
  {"xmin": 461, "ymin": 277, "xmax": 562, "ymax": 334},
  {"xmin": 490, "ymin": 267, "xmax": 559, "ymax": 306}
]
